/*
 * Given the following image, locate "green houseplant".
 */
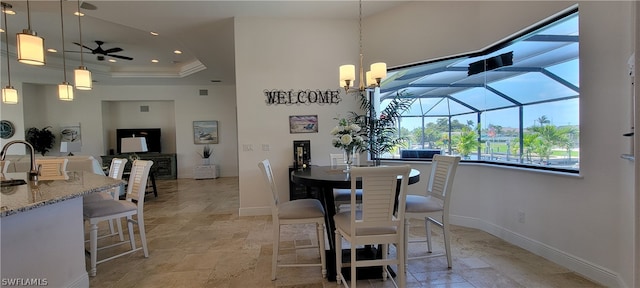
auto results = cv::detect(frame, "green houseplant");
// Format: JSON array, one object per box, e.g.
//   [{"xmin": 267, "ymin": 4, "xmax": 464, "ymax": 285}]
[
  {"xmin": 25, "ymin": 126, "xmax": 56, "ymax": 156},
  {"xmin": 348, "ymin": 90, "xmax": 413, "ymax": 164}
]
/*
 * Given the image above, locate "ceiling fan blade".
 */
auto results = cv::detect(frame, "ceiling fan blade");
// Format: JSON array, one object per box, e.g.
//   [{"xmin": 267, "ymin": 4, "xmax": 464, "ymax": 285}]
[
  {"xmin": 103, "ymin": 47, "xmax": 123, "ymax": 54},
  {"xmin": 72, "ymin": 42, "xmax": 94, "ymax": 51},
  {"xmin": 108, "ymin": 54, "xmax": 133, "ymax": 60},
  {"xmin": 65, "ymin": 50, "xmax": 93, "ymax": 54}
]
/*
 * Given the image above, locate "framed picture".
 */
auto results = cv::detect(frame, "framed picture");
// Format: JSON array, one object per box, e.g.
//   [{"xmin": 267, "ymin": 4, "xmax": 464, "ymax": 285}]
[
  {"xmin": 60, "ymin": 123, "xmax": 81, "ymax": 143},
  {"xmin": 193, "ymin": 121, "xmax": 219, "ymax": 144},
  {"xmin": 289, "ymin": 115, "xmax": 318, "ymax": 134}
]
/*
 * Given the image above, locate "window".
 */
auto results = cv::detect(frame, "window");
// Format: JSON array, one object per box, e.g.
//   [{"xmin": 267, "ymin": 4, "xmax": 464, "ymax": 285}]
[{"xmin": 380, "ymin": 9, "xmax": 579, "ymax": 172}]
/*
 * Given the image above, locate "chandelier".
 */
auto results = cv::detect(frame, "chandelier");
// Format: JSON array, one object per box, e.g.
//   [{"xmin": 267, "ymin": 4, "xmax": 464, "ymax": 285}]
[{"xmin": 338, "ymin": 0, "xmax": 386, "ymax": 93}]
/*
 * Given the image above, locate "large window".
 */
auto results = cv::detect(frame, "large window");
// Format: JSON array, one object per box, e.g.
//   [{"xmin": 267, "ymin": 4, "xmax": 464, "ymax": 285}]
[{"xmin": 380, "ymin": 9, "xmax": 579, "ymax": 172}]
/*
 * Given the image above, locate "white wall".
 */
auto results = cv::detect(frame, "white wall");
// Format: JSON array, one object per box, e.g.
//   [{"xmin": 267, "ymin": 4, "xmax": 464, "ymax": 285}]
[
  {"xmin": 10, "ymin": 84, "xmax": 238, "ymax": 178},
  {"xmin": 369, "ymin": 2, "xmax": 636, "ymax": 287},
  {"xmin": 234, "ymin": 2, "xmax": 636, "ymax": 287},
  {"xmin": 235, "ymin": 16, "xmax": 365, "ymax": 215}
]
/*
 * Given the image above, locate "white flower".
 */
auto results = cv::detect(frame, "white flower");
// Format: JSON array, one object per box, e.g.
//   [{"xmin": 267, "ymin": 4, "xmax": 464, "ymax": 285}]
[
  {"xmin": 350, "ymin": 124, "xmax": 361, "ymax": 132},
  {"xmin": 330, "ymin": 126, "xmax": 340, "ymax": 135},
  {"xmin": 340, "ymin": 134, "xmax": 353, "ymax": 146}
]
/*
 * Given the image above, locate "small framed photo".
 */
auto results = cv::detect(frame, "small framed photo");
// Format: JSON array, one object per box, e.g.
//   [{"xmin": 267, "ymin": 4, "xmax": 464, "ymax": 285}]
[
  {"xmin": 289, "ymin": 115, "xmax": 318, "ymax": 134},
  {"xmin": 193, "ymin": 120, "xmax": 219, "ymax": 144}
]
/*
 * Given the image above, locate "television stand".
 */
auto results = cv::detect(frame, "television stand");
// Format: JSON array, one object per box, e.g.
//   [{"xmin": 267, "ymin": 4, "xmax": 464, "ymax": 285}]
[{"xmin": 101, "ymin": 153, "xmax": 177, "ymax": 179}]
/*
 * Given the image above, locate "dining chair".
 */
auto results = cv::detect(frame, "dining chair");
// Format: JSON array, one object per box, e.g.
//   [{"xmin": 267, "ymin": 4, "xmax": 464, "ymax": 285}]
[
  {"xmin": 258, "ymin": 159, "xmax": 327, "ymax": 280},
  {"xmin": 404, "ymin": 154, "xmax": 460, "ymax": 268},
  {"xmin": 334, "ymin": 165, "xmax": 411, "ymax": 288},
  {"xmin": 35, "ymin": 158, "xmax": 68, "ymax": 176},
  {"xmin": 83, "ymin": 159, "xmax": 153, "ymax": 276},
  {"xmin": 0, "ymin": 160, "xmax": 10, "ymax": 173},
  {"xmin": 83, "ymin": 158, "xmax": 128, "ymax": 241},
  {"xmin": 330, "ymin": 153, "xmax": 362, "ymax": 212}
]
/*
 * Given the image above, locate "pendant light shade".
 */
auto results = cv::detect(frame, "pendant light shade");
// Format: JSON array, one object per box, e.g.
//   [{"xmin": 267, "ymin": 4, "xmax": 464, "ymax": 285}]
[
  {"xmin": 74, "ymin": 0, "xmax": 92, "ymax": 90},
  {"xmin": 2, "ymin": 87, "xmax": 18, "ymax": 104},
  {"xmin": 2, "ymin": 2, "xmax": 18, "ymax": 104},
  {"xmin": 74, "ymin": 66, "xmax": 92, "ymax": 90},
  {"xmin": 58, "ymin": 82, "xmax": 74, "ymax": 101},
  {"xmin": 58, "ymin": 0, "xmax": 74, "ymax": 100},
  {"xmin": 17, "ymin": 31, "xmax": 45, "ymax": 65},
  {"xmin": 17, "ymin": 1, "xmax": 45, "ymax": 66}
]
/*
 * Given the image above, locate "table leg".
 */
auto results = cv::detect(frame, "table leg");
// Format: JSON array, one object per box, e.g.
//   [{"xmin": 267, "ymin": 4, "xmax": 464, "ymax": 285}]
[{"xmin": 320, "ymin": 186, "xmax": 338, "ymax": 281}]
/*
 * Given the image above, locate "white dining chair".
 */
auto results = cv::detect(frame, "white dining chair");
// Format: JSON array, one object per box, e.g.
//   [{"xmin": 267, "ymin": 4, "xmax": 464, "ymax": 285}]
[
  {"xmin": 83, "ymin": 158, "xmax": 128, "ymax": 241},
  {"xmin": 83, "ymin": 159, "xmax": 153, "ymax": 276},
  {"xmin": 404, "ymin": 154, "xmax": 460, "ymax": 268},
  {"xmin": 334, "ymin": 165, "xmax": 411, "ymax": 288},
  {"xmin": 258, "ymin": 159, "xmax": 327, "ymax": 280}
]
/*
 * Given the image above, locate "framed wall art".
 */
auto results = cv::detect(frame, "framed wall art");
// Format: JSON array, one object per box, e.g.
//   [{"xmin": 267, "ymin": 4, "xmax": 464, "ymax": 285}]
[
  {"xmin": 289, "ymin": 115, "xmax": 318, "ymax": 134},
  {"xmin": 193, "ymin": 120, "xmax": 219, "ymax": 144}
]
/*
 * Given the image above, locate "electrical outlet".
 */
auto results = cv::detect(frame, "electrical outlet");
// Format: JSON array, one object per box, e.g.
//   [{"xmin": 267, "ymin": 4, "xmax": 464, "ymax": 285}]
[{"xmin": 518, "ymin": 211, "xmax": 525, "ymax": 224}]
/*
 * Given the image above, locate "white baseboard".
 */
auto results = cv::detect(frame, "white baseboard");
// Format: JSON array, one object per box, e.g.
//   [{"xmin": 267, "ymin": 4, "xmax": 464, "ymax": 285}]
[
  {"xmin": 450, "ymin": 215, "xmax": 624, "ymax": 288},
  {"xmin": 239, "ymin": 206, "xmax": 270, "ymax": 217}
]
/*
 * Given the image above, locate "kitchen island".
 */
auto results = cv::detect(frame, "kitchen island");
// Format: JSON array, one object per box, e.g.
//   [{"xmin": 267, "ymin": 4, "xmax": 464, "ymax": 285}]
[{"xmin": 1, "ymin": 171, "xmax": 124, "ymax": 288}]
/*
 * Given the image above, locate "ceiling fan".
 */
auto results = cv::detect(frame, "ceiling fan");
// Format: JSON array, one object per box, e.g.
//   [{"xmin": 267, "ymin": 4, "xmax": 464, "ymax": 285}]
[{"xmin": 72, "ymin": 40, "xmax": 133, "ymax": 61}]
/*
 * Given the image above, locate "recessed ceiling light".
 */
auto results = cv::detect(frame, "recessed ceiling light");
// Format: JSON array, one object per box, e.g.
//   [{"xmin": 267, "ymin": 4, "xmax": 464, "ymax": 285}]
[
  {"xmin": 151, "ymin": 59, "xmax": 159, "ymax": 63},
  {"xmin": 47, "ymin": 48, "xmax": 57, "ymax": 53},
  {"xmin": 150, "ymin": 31, "xmax": 159, "ymax": 36},
  {"xmin": 174, "ymin": 50, "xmax": 182, "ymax": 54},
  {"xmin": 108, "ymin": 59, "xmax": 116, "ymax": 63},
  {"xmin": 74, "ymin": 11, "xmax": 84, "ymax": 16}
]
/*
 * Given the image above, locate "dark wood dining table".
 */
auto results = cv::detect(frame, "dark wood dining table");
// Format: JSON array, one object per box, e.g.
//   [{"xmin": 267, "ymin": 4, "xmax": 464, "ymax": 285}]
[{"xmin": 290, "ymin": 165, "xmax": 420, "ymax": 281}]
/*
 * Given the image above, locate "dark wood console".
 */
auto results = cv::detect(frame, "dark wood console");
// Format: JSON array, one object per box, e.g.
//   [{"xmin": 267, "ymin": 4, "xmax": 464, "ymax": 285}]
[{"xmin": 101, "ymin": 153, "xmax": 177, "ymax": 180}]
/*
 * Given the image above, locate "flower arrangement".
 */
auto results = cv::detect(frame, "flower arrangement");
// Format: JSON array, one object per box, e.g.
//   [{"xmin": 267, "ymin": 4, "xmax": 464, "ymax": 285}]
[{"xmin": 330, "ymin": 118, "xmax": 366, "ymax": 153}]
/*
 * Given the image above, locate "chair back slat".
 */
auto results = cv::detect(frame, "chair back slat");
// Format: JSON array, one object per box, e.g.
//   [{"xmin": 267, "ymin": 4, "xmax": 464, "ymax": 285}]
[
  {"xmin": 427, "ymin": 155, "xmax": 461, "ymax": 202},
  {"xmin": 126, "ymin": 160, "xmax": 153, "ymax": 207},
  {"xmin": 350, "ymin": 165, "xmax": 411, "ymax": 234},
  {"xmin": 108, "ymin": 158, "xmax": 128, "ymax": 180},
  {"xmin": 36, "ymin": 158, "xmax": 68, "ymax": 177}
]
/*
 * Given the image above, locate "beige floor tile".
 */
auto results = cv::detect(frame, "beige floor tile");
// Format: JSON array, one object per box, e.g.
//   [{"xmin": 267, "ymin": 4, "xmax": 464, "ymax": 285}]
[{"xmin": 85, "ymin": 177, "xmax": 603, "ymax": 288}]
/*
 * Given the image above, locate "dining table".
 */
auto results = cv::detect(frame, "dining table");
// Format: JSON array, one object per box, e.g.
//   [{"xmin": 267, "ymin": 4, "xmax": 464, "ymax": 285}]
[{"xmin": 290, "ymin": 165, "xmax": 420, "ymax": 281}]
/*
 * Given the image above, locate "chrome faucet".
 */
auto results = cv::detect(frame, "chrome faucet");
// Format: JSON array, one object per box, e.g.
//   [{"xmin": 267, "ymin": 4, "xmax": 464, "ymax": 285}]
[{"xmin": 1, "ymin": 140, "xmax": 38, "ymax": 181}]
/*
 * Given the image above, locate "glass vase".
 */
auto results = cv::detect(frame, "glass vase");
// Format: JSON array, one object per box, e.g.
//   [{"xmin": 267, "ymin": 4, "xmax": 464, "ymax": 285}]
[{"xmin": 343, "ymin": 147, "xmax": 354, "ymax": 172}]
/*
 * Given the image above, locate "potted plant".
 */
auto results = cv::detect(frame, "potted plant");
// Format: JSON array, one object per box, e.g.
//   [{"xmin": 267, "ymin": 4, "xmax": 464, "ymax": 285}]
[
  {"xmin": 25, "ymin": 126, "xmax": 56, "ymax": 156},
  {"xmin": 348, "ymin": 90, "xmax": 413, "ymax": 165},
  {"xmin": 198, "ymin": 144, "xmax": 213, "ymax": 165}
]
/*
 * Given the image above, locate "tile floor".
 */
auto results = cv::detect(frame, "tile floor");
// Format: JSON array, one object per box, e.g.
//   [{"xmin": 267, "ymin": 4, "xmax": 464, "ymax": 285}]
[{"xmin": 87, "ymin": 177, "xmax": 603, "ymax": 288}]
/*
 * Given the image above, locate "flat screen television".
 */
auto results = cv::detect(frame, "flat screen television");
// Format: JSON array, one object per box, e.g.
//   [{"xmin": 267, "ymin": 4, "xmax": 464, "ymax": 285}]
[{"xmin": 116, "ymin": 128, "xmax": 162, "ymax": 154}]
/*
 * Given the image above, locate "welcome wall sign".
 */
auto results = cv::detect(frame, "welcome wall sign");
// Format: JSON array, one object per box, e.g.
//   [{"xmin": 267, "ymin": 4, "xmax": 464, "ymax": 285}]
[{"xmin": 264, "ymin": 89, "xmax": 341, "ymax": 105}]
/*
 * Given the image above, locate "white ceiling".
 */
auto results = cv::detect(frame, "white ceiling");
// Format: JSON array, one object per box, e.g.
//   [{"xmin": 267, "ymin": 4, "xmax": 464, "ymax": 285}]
[{"xmin": 1, "ymin": 1, "xmax": 405, "ymax": 87}]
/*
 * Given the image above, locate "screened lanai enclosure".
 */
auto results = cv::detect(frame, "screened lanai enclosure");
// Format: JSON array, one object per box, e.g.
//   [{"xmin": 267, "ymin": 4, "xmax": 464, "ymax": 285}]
[{"xmin": 378, "ymin": 8, "xmax": 579, "ymax": 172}]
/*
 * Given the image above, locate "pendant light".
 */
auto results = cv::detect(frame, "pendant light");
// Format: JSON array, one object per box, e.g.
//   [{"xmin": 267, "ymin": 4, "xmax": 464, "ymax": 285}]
[
  {"xmin": 16, "ymin": 0, "xmax": 44, "ymax": 65},
  {"xmin": 2, "ymin": 2, "xmax": 18, "ymax": 104},
  {"xmin": 73, "ymin": 0, "xmax": 91, "ymax": 90},
  {"xmin": 338, "ymin": 0, "xmax": 386, "ymax": 92},
  {"xmin": 58, "ymin": 0, "xmax": 73, "ymax": 101}
]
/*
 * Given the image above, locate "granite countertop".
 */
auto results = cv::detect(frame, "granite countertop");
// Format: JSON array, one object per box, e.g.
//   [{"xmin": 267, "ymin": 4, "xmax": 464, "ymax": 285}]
[{"xmin": 0, "ymin": 171, "xmax": 125, "ymax": 217}]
